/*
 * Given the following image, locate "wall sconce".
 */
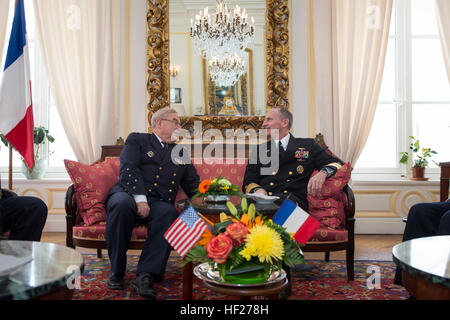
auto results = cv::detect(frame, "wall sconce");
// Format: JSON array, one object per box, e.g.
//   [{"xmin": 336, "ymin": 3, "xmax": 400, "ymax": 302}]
[{"xmin": 169, "ymin": 65, "xmax": 180, "ymax": 77}]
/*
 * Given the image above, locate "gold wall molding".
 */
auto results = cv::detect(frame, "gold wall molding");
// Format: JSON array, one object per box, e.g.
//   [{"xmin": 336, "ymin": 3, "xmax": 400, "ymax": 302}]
[
  {"xmin": 354, "ymin": 188, "xmax": 440, "ymax": 218},
  {"xmin": 146, "ymin": 0, "xmax": 170, "ymax": 133},
  {"xmin": 428, "ymin": 190, "xmax": 440, "ymax": 202},
  {"xmin": 266, "ymin": 0, "xmax": 290, "ymax": 111},
  {"xmin": 400, "ymin": 190, "xmax": 427, "ymax": 216},
  {"xmin": 355, "ymin": 211, "xmax": 399, "ymax": 218},
  {"xmin": 17, "ymin": 187, "xmax": 67, "ymax": 215},
  {"xmin": 20, "ymin": 188, "xmax": 45, "ymax": 200},
  {"xmin": 45, "ymin": 188, "xmax": 67, "ymax": 215},
  {"xmin": 354, "ymin": 190, "xmax": 400, "ymax": 217}
]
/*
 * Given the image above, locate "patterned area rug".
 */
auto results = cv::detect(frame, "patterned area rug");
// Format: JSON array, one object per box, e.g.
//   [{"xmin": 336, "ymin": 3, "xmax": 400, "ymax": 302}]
[{"xmin": 73, "ymin": 254, "xmax": 409, "ymax": 300}]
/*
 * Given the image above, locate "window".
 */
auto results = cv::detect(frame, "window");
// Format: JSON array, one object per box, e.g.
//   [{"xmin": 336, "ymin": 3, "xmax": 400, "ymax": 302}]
[
  {"xmin": 0, "ymin": 0, "xmax": 75, "ymax": 176},
  {"xmin": 355, "ymin": 0, "xmax": 450, "ymax": 175}
]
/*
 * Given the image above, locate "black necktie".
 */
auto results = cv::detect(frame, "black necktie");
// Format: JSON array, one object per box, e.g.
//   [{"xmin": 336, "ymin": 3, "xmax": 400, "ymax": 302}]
[
  {"xmin": 279, "ymin": 141, "xmax": 286, "ymax": 158},
  {"xmin": 161, "ymin": 141, "xmax": 168, "ymax": 156}
]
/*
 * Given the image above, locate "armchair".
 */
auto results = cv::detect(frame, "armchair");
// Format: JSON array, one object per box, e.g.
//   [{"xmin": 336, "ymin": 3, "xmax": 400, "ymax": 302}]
[{"xmin": 303, "ymin": 134, "xmax": 355, "ymax": 281}]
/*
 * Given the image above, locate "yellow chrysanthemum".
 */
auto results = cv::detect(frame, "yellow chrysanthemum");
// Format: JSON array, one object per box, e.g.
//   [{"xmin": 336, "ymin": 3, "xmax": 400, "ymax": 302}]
[{"xmin": 239, "ymin": 225, "xmax": 284, "ymax": 264}]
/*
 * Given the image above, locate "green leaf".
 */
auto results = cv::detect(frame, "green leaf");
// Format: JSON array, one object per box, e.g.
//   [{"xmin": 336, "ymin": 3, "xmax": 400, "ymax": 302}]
[
  {"xmin": 183, "ymin": 245, "xmax": 208, "ymax": 266},
  {"xmin": 214, "ymin": 220, "xmax": 233, "ymax": 234}
]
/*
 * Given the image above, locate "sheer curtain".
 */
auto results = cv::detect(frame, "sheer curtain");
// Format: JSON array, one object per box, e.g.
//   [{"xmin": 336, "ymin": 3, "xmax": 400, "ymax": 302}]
[
  {"xmin": 312, "ymin": 0, "xmax": 393, "ymax": 166},
  {"xmin": 33, "ymin": 0, "xmax": 122, "ymax": 163},
  {"xmin": 0, "ymin": 0, "xmax": 11, "ymax": 67},
  {"xmin": 436, "ymin": 0, "xmax": 450, "ymax": 83}
]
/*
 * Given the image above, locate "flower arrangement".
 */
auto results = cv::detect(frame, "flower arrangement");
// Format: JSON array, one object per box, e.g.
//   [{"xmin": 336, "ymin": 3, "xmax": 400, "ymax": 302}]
[
  {"xmin": 184, "ymin": 198, "xmax": 305, "ymax": 284},
  {"xmin": 191, "ymin": 176, "xmax": 243, "ymax": 201}
]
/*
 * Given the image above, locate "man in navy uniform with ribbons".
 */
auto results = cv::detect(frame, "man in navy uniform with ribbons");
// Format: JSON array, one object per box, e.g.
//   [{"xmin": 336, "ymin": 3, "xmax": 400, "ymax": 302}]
[
  {"xmin": 105, "ymin": 107, "xmax": 199, "ymax": 299},
  {"xmin": 243, "ymin": 107, "xmax": 343, "ymax": 212},
  {"xmin": 243, "ymin": 107, "xmax": 343, "ymax": 299}
]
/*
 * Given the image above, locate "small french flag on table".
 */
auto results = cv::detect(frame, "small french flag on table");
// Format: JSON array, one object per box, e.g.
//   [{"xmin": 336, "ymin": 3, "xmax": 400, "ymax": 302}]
[{"xmin": 272, "ymin": 199, "xmax": 320, "ymax": 244}]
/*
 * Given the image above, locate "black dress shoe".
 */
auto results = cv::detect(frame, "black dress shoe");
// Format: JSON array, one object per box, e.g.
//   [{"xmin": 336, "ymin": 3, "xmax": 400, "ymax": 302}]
[
  {"xmin": 131, "ymin": 273, "xmax": 157, "ymax": 299},
  {"xmin": 107, "ymin": 274, "xmax": 125, "ymax": 290}
]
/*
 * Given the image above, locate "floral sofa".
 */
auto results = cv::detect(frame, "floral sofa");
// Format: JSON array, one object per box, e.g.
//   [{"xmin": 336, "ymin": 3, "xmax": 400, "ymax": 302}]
[{"xmin": 64, "ymin": 143, "xmax": 355, "ymax": 299}]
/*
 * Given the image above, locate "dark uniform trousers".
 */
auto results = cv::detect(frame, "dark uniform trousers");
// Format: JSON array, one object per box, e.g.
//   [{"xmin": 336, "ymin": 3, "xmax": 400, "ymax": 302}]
[
  {"xmin": 0, "ymin": 191, "xmax": 48, "ymax": 241},
  {"xmin": 106, "ymin": 192, "xmax": 178, "ymax": 280},
  {"xmin": 105, "ymin": 133, "xmax": 199, "ymax": 281},
  {"xmin": 394, "ymin": 201, "xmax": 450, "ymax": 286}
]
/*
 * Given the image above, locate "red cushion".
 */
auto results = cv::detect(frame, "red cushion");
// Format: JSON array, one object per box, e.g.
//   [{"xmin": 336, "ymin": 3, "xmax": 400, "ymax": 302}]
[
  {"xmin": 308, "ymin": 225, "xmax": 348, "ymax": 242},
  {"xmin": 64, "ymin": 159, "xmax": 119, "ymax": 226},
  {"xmin": 307, "ymin": 163, "xmax": 352, "ymax": 228},
  {"xmin": 104, "ymin": 157, "xmax": 120, "ymax": 178},
  {"xmin": 73, "ymin": 221, "xmax": 147, "ymax": 241}
]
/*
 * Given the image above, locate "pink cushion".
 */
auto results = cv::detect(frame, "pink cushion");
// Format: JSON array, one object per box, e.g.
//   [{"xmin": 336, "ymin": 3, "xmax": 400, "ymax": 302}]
[
  {"xmin": 308, "ymin": 225, "xmax": 348, "ymax": 242},
  {"xmin": 174, "ymin": 158, "xmax": 248, "ymax": 204},
  {"xmin": 307, "ymin": 163, "xmax": 352, "ymax": 229},
  {"xmin": 73, "ymin": 221, "xmax": 147, "ymax": 242},
  {"xmin": 65, "ymin": 159, "xmax": 119, "ymax": 226}
]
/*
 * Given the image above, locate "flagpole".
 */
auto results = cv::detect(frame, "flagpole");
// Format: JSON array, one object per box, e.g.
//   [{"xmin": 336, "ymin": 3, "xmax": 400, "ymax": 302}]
[
  {"xmin": 4, "ymin": 0, "xmax": 16, "ymax": 190},
  {"xmin": 8, "ymin": 146, "xmax": 12, "ymax": 190}
]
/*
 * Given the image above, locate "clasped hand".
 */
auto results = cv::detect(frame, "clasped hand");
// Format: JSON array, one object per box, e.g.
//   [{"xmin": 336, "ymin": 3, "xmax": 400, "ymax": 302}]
[{"xmin": 137, "ymin": 202, "xmax": 150, "ymax": 219}]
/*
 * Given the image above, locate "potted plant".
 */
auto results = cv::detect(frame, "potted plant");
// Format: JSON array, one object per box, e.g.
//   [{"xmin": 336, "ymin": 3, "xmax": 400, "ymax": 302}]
[
  {"xmin": 0, "ymin": 126, "xmax": 55, "ymax": 179},
  {"xmin": 399, "ymin": 136, "xmax": 438, "ymax": 181}
]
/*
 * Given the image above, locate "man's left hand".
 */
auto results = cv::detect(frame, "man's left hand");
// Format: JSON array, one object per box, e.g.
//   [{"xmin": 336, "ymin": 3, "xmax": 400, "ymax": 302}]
[{"xmin": 307, "ymin": 171, "xmax": 327, "ymax": 197}]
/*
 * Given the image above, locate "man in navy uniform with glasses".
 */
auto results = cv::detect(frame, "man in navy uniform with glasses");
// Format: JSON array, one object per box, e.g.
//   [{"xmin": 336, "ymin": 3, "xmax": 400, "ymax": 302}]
[{"xmin": 105, "ymin": 107, "xmax": 199, "ymax": 299}]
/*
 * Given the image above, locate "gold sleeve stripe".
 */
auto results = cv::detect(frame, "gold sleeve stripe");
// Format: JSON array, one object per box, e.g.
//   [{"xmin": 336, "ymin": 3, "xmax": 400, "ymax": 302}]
[
  {"xmin": 326, "ymin": 162, "xmax": 342, "ymax": 170},
  {"xmin": 245, "ymin": 183, "xmax": 261, "ymax": 194}
]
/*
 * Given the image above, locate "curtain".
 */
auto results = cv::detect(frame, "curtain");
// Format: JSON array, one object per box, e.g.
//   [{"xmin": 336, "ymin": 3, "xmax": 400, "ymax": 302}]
[
  {"xmin": 312, "ymin": 0, "xmax": 393, "ymax": 166},
  {"xmin": 0, "ymin": 0, "xmax": 11, "ymax": 66},
  {"xmin": 436, "ymin": 0, "xmax": 450, "ymax": 83},
  {"xmin": 33, "ymin": 0, "xmax": 122, "ymax": 163}
]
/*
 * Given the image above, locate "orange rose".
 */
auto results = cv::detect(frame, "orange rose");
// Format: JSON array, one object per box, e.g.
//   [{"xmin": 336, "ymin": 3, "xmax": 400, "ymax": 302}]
[
  {"xmin": 225, "ymin": 222, "xmax": 249, "ymax": 246},
  {"xmin": 206, "ymin": 233, "xmax": 233, "ymax": 264}
]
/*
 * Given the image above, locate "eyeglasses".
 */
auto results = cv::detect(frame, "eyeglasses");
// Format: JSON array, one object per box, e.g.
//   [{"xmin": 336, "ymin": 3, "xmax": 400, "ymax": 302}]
[{"xmin": 161, "ymin": 118, "xmax": 181, "ymax": 126}]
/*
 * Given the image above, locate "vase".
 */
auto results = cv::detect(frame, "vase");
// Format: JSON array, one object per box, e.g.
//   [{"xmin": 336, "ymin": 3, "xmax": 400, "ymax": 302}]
[
  {"xmin": 219, "ymin": 261, "xmax": 271, "ymax": 284},
  {"xmin": 204, "ymin": 195, "xmax": 229, "ymax": 203},
  {"xmin": 410, "ymin": 167, "xmax": 428, "ymax": 181},
  {"xmin": 22, "ymin": 159, "xmax": 48, "ymax": 179}
]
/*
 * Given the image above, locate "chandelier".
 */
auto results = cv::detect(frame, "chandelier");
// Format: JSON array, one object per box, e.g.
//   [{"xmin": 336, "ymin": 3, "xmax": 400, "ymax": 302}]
[
  {"xmin": 208, "ymin": 53, "xmax": 246, "ymax": 87},
  {"xmin": 190, "ymin": 0, "xmax": 255, "ymax": 59}
]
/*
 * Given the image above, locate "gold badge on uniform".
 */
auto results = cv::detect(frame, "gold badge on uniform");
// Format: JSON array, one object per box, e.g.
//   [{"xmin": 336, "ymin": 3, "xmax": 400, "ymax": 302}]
[
  {"xmin": 296, "ymin": 165, "xmax": 304, "ymax": 174},
  {"xmin": 147, "ymin": 151, "xmax": 154, "ymax": 158}
]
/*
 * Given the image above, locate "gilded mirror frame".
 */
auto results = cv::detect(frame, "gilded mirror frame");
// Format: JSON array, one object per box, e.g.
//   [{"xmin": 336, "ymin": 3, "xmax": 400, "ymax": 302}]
[{"xmin": 146, "ymin": 0, "xmax": 290, "ymax": 133}]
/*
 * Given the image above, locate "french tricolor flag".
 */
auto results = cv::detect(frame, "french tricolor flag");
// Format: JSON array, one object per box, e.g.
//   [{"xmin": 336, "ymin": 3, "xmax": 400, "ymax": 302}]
[
  {"xmin": 0, "ymin": 0, "xmax": 34, "ymax": 170},
  {"xmin": 272, "ymin": 198, "xmax": 320, "ymax": 244}
]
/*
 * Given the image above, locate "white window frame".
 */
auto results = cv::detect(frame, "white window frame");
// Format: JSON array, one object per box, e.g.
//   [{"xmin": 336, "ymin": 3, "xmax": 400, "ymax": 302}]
[
  {"xmin": 0, "ymin": 0, "xmax": 71, "ymax": 179},
  {"xmin": 353, "ymin": 0, "xmax": 449, "ymax": 179}
]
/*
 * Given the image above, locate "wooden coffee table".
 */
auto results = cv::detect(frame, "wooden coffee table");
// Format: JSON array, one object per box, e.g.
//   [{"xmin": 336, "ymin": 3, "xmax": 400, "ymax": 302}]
[
  {"xmin": 392, "ymin": 235, "xmax": 450, "ymax": 300},
  {"xmin": 0, "ymin": 240, "xmax": 84, "ymax": 300}
]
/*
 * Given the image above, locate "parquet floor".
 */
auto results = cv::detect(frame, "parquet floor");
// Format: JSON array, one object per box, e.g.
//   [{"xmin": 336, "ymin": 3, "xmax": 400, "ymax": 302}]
[{"xmin": 41, "ymin": 233, "xmax": 402, "ymax": 261}]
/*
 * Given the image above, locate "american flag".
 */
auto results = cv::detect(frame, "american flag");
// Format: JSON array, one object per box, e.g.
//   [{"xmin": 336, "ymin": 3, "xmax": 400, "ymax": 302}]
[{"xmin": 164, "ymin": 206, "xmax": 207, "ymax": 257}]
